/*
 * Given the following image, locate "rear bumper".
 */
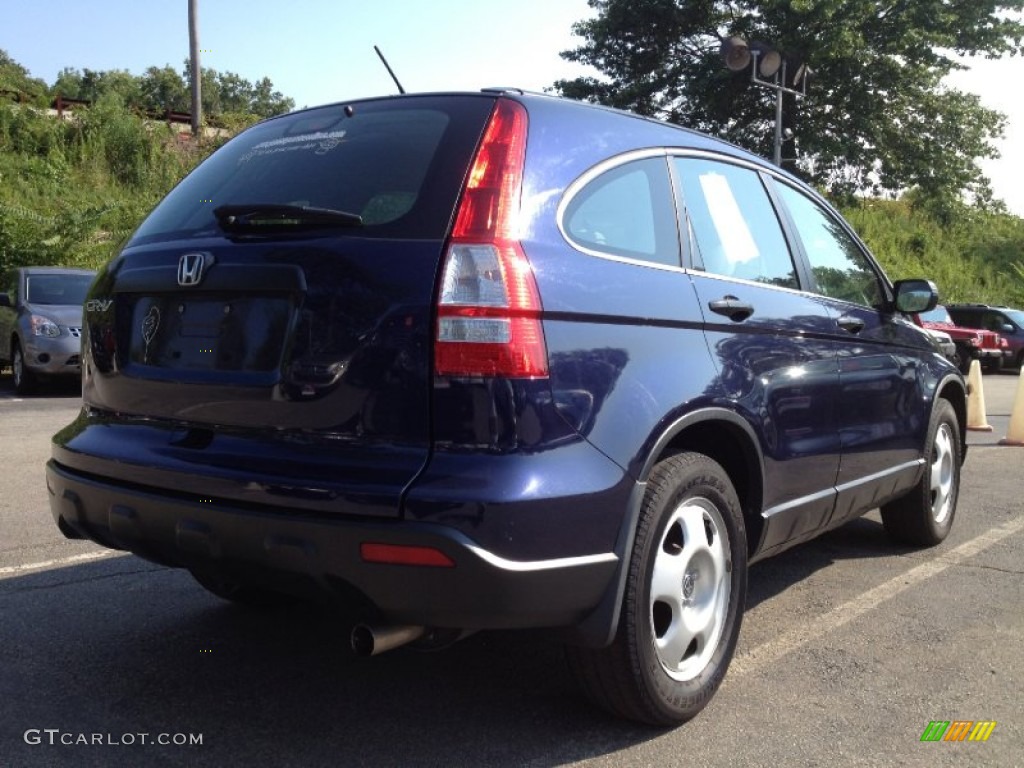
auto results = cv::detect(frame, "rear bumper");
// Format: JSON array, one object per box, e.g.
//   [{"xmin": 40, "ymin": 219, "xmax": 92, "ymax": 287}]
[{"xmin": 46, "ymin": 460, "xmax": 620, "ymax": 631}]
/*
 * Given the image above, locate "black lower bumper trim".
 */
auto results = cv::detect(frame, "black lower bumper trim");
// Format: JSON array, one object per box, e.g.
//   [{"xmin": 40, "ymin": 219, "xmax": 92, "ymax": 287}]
[{"xmin": 46, "ymin": 460, "xmax": 618, "ymax": 631}]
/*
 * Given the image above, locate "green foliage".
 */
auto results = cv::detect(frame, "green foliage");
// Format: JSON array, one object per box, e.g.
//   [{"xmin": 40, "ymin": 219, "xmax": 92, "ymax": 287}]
[
  {"xmin": 557, "ymin": 0, "xmax": 1024, "ymax": 211},
  {"xmin": 0, "ymin": 49, "xmax": 48, "ymax": 101},
  {"xmin": 51, "ymin": 60, "xmax": 295, "ymax": 120},
  {"xmin": 0, "ymin": 98, "xmax": 213, "ymax": 274},
  {"xmin": 139, "ymin": 65, "xmax": 190, "ymax": 112},
  {"xmin": 53, "ymin": 66, "xmax": 143, "ymax": 106},
  {"xmin": 0, "ymin": 50, "xmax": 292, "ymax": 275},
  {"xmin": 841, "ymin": 198, "xmax": 1024, "ymax": 308}
]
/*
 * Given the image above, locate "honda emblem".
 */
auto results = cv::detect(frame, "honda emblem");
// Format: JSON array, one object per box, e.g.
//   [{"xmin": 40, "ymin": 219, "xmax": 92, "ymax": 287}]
[{"xmin": 177, "ymin": 252, "xmax": 212, "ymax": 287}]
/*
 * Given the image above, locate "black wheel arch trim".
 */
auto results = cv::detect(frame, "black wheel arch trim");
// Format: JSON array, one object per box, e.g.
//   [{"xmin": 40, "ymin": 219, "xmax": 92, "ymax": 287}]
[
  {"xmin": 636, "ymin": 407, "xmax": 766, "ymax": 484},
  {"xmin": 568, "ymin": 407, "xmax": 765, "ymax": 648},
  {"xmin": 935, "ymin": 372, "xmax": 969, "ymax": 463}
]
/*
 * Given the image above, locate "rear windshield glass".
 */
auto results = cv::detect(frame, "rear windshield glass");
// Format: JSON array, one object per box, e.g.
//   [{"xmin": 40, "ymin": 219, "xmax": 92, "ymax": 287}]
[
  {"xmin": 26, "ymin": 273, "xmax": 94, "ymax": 305},
  {"xmin": 131, "ymin": 95, "xmax": 495, "ymax": 244}
]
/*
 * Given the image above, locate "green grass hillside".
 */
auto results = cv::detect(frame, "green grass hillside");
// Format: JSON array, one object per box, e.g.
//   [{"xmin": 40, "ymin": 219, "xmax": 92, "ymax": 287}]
[
  {"xmin": 841, "ymin": 199, "xmax": 1024, "ymax": 307},
  {"xmin": 3, "ymin": 96, "xmax": 1024, "ymax": 308},
  {"xmin": 0, "ymin": 95, "xmax": 221, "ymax": 272}
]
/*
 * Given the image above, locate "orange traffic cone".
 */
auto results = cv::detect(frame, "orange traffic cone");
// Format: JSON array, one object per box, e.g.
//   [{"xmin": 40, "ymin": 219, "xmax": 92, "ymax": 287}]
[
  {"xmin": 966, "ymin": 359, "xmax": 993, "ymax": 432},
  {"xmin": 999, "ymin": 368, "xmax": 1024, "ymax": 446}
]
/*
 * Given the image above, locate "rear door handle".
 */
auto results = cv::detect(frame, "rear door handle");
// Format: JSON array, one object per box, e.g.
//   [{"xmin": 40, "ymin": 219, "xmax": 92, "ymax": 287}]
[
  {"xmin": 708, "ymin": 296, "xmax": 755, "ymax": 322},
  {"xmin": 837, "ymin": 314, "xmax": 865, "ymax": 334}
]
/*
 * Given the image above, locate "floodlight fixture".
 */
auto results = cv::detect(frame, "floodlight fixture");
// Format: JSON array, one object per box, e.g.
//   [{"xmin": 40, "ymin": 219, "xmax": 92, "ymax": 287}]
[
  {"xmin": 721, "ymin": 37, "xmax": 810, "ymax": 167},
  {"xmin": 721, "ymin": 37, "xmax": 751, "ymax": 72},
  {"xmin": 750, "ymin": 41, "xmax": 782, "ymax": 78},
  {"xmin": 789, "ymin": 61, "xmax": 812, "ymax": 89}
]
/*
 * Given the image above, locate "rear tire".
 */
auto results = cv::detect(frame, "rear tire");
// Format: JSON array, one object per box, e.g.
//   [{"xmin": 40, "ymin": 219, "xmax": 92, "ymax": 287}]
[
  {"xmin": 981, "ymin": 357, "xmax": 1002, "ymax": 374},
  {"xmin": 880, "ymin": 399, "xmax": 960, "ymax": 546},
  {"xmin": 566, "ymin": 452, "xmax": 747, "ymax": 726}
]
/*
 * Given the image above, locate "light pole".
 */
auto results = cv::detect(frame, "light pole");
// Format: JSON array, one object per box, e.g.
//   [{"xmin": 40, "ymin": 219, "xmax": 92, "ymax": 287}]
[
  {"xmin": 188, "ymin": 0, "xmax": 201, "ymax": 136},
  {"xmin": 721, "ymin": 38, "xmax": 810, "ymax": 166}
]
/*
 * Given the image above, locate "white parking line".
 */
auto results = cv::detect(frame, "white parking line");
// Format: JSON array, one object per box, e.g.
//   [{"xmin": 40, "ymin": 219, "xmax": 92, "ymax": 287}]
[
  {"xmin": 731, "ymin": 516, "xmax": 1024, "ymax": 676},
  {"xmin": 0, "ymin": 550, "xmax": 126, "ymax": 577}
]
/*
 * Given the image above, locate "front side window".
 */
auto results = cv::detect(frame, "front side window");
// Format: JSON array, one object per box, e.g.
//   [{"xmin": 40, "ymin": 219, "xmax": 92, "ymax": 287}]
[
  {"xmin": 982, "ymin": 311, "xmax": 1013, "ymax": 332},
  {"xmin": 674, "ymin": 158, "xmax": 797, "ymax": 288},
  {"xmin": 775, "ymin": 183, "xmax": 884, "ymax": 309},
  {"xmin": 562, "ymin": 156, "xmax": 679, "ymax": 267},
  {"xmin": 1000, "ymin": 308, "xmax": 1024, "ymax": 329}
]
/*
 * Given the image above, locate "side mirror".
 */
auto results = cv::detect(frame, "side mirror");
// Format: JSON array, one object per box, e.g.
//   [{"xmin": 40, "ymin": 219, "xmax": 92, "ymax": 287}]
[
  {"xmin": 893, "ymin": 279, "xmax": 938, "ymax": 314},
  {"xmin": 0, "ymin": 293, "xmax": 11, "ymax": 308},
  {"xmin": 1002, "ymin": 324, "xmax": 1015, "ymax": 335}
]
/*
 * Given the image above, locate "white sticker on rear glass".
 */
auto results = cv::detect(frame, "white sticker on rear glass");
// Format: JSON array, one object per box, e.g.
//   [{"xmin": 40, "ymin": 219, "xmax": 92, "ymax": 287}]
[{"xmin": 238, "ymin": 130, "xmax": 347, "ymax": 163}]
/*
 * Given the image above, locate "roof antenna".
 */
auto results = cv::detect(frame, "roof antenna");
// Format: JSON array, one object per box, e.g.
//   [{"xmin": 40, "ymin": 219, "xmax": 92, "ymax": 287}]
[{"xmin": 374, "ymin": 45, "xmax": 406, "ymax": 95}]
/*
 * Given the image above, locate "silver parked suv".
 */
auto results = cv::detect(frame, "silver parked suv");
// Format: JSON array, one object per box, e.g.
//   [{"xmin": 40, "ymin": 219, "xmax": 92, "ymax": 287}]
[{"xmin": 0, "ymin": 266, "xmax": 95, "ymax": 394}]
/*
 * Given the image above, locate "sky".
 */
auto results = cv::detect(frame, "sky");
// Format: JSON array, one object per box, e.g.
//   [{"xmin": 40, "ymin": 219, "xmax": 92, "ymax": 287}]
[{"xmin": 3, "ymin": 0, "xmax": 1023, "ymax": 216}]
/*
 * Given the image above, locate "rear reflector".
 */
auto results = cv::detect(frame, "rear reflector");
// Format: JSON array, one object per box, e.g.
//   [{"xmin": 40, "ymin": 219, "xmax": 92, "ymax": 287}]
[
  {"xmin": 435, "ymin": 99, "xmax": 548, "ymax": 379},
  {"xmin": 360, "ymin": 542, "xmax": 455, "ymax": 568}
]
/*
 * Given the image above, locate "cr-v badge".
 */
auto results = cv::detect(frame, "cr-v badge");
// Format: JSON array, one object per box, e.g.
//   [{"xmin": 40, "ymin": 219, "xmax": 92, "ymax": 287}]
[{"xmin": 177, "ymin": 252, "xmax": 212, "ymax": 287}]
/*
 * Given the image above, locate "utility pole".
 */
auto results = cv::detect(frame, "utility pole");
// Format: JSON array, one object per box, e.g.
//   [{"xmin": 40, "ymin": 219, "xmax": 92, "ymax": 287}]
[{"xmin": 188, "ymin": 0, "xmax": 201, "ymax": 136}]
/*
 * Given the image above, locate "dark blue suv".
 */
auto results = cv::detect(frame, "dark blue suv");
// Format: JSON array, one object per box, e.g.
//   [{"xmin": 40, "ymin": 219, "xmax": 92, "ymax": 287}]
[{"xmin": 47, "ymin": 90, "xmax": 967, "ymax": 726}]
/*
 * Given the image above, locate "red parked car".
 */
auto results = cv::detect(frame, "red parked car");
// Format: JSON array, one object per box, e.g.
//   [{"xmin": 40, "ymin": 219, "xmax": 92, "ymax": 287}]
[{"xmin": 917, "ymin": 304, "xmax": 1003, "ymax": 373}]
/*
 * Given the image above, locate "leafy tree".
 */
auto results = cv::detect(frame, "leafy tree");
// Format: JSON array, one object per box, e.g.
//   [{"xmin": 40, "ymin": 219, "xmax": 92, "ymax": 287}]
[
  {"xmin": 216, "ymin": 70, "xmax": 252, "ymax": 113},
  {"xmin": 50, "ymin": 57, "xmax": 294, "ymax": 121},
  {"xmin": 53, "ymin": 67, "xmax": 142, "ymax": 106},
  {"xmin": 248, "ymin": 75, "xmax": 294, "ymax": 118},
  {"xmin": 180, "ymin": 64, "xmax": 295, "ymax": 119},
  {"xmin": 0, "ymin": 49, "xmax": 47, "ymax": 101},
  {"xmin": 556, "ymin": 0, "xmax": 1024, "ymax": 210},
  {"xmin": 139, "ymin": 65, "xmax": 190, "ymax": 113},
  {"xmin": 52, "ymin": 67, "xmax": 84, "ymax": 99}
]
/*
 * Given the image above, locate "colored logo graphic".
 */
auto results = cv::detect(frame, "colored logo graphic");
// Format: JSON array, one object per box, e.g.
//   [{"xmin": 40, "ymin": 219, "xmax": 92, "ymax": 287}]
[{"xmin": 920, "ymin": 721, "xmax": 996, "ymax": 742}]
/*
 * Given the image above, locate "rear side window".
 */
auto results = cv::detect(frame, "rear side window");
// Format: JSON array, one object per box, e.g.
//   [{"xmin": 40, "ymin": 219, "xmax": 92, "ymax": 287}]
[
  {"xmin": 131, "ymin": 96, "xmax": 496, "ymax": 244},
  {"xmin": 775, "ymin": 183, "xmax": 884, "ymax": 308},
  {"xmin": 674, "ymin": 158, "xmax": 797, "ymax": 288},
  {"xmin": 562, "ymin": 156, "xmax": 680, "ymax": 267}
]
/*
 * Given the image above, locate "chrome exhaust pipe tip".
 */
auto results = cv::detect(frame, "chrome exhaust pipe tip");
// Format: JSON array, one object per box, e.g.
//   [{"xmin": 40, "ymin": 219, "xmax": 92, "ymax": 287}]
[{"xmin": 351, "ymin": 624, "xmax": 427, "ymax": 657}]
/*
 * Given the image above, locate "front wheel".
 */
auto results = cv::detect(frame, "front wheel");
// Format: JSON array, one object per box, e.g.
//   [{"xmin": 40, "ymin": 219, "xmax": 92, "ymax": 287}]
[
  {"xmin": 566, "ymin": 452, "xmax": 747, "ymax": 726},
  {"xmin": 12, "ymin": 342, "xmax": 36, "ymax": 396},
  {"xmin": 880, "ymin": 399, "xmax": 961, "ymax": 546},
  {"xmin": 981, "ymin": 357, "xmax": 1002, "ymax": 374}
]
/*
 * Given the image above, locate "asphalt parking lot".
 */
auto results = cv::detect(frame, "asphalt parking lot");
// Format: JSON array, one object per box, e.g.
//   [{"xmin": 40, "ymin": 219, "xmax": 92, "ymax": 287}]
[{"xmin": 1, "ymin": 370, "xmax": 1022, "ymax": 767}]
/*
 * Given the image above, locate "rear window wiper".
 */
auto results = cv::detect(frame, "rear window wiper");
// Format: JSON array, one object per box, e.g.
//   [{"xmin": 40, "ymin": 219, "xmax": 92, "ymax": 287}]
[{"xmin": 214, "ymin": 204, "xmax": 363, "ymax": 232}]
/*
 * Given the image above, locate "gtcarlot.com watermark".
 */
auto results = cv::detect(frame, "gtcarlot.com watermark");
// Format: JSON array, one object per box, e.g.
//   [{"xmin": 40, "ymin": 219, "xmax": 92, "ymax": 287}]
[{"xmin": 24, "ymin": 729, "xmax": 202, "ymax": 747}]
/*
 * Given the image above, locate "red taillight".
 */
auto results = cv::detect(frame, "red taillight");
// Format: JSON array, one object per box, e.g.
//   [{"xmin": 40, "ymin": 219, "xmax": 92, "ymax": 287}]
[
  {"xmin": 359, "ymin": 542, "xmax": 455, "ymax": 568},
  {"xmin": 435, "ymin": 99, "xmax": 548, "ymax": 379}
]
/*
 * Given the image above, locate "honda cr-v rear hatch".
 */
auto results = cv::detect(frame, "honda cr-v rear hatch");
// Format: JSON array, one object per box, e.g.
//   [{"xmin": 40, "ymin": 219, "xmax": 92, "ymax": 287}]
[{"xmin": 59, "ymin": 95, "xmax": 497, "ymax": 518}]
